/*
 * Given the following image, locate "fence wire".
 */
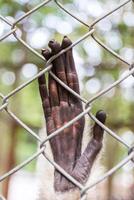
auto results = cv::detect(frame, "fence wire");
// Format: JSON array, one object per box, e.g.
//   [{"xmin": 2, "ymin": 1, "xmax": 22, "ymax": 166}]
[{"xmin": 0, "ymin": 0, "xmax": 134, "ymax": 199}]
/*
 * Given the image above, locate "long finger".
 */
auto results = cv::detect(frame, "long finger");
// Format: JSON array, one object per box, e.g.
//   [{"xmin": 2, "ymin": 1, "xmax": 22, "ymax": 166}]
[
  {"xmin": 48, "ymin": 40, "xmax": 69, "ymax": 105},
  {"xmin": 42, "ymin": 48, "xmax": 59, "ymax": 107},
  {"xmin": 38, "ymin": 70, "xmax": 51, "ymax": 122},
  {"xmin": 61, "ymin": 36, "xmax": 79, "ymax": 92},
  {"xmin": 61, "ymin": 36, "xmax": 81, "ymax": 106}
]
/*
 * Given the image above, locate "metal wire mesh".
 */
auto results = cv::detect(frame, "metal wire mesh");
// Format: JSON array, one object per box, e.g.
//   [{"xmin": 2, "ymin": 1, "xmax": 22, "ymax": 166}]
[{"xmin": 0, "ymin": 0, "xmax": 134, "ymax": 199}]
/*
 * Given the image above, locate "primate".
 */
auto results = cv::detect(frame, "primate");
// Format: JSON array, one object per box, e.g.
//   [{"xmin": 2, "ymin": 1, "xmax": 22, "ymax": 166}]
[{"xmin": 37, "ymin": 36, "xmax": 106, "ymax": 200}]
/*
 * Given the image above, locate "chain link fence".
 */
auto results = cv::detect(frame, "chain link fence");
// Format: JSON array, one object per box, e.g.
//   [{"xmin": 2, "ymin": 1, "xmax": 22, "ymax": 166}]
[{"xmin": 0, "ymin": 0, "xmax": 134, "ymax": 199}]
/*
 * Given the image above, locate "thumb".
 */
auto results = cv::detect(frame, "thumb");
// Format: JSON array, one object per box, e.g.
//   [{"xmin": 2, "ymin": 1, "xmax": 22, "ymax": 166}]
[{"xmin": 71, "ymin": 110, "xmax": 106, "ymax": 184}]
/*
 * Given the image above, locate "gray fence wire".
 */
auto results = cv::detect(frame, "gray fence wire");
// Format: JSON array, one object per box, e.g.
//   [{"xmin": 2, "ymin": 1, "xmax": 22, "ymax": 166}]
[{"xmin": 0, "ymin": 0, "xmax": 134, "ymax": 199}]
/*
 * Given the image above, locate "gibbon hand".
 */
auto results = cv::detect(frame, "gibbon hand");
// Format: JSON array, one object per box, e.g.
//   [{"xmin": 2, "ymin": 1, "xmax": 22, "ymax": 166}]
[{"xmin": 38, "ymin": 36, "xmax": 106, "ymax": 192}]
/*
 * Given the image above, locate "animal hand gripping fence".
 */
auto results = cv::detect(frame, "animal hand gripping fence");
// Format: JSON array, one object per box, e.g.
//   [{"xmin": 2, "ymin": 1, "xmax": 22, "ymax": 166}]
[{"xmin": 0, "ymin": 0, "xmax": 134, "ymax": 199}]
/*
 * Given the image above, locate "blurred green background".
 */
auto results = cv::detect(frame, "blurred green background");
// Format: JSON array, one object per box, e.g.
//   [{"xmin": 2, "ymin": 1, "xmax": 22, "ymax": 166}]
[{"xmin": 0, "ymin": 0, "xmax": 134, "ymax": 199}]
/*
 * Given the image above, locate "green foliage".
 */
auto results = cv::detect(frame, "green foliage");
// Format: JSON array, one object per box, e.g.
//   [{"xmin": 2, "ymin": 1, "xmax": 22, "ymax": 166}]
[{"xmin": 16, "ymin": 129, "xmax": 37, "ymax": 171}]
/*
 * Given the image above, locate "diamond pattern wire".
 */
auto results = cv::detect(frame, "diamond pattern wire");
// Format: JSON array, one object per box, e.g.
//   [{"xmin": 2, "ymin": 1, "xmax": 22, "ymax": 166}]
[{"xmin": 0, "ymin": 0, "xmax": 134, "ymax": 199}]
